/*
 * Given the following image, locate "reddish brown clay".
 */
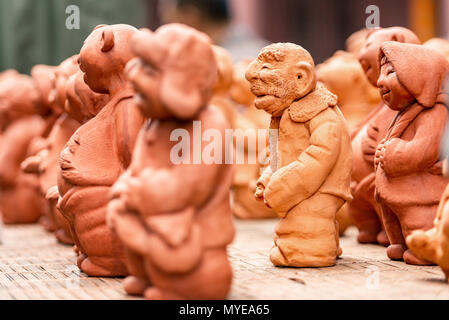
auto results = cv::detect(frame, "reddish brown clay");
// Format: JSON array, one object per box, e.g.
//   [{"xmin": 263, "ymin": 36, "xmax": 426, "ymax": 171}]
[
  {"xmin": 108, "ymin": 24, "xmax": 235, "ymax": 299},
  {"xmin": 407, "ymin": 156, "xmax": 449, "ymax": 280},
  {"xmin": 350, "ymin": 27, "xmax": 421, "ymax": 246},
  {"xmin": 374, "ymin": 42, "xmax": 449, "ymax": 265},
  {"xmin": 22, "ymin": 58, "xmax": 80, "ymax": 234},
  {"xmin": 246, "ymin": 43, "xmax": 352, "ymax": 267},
  {"xmin": 0, "ymin": 73, "xmax": 47, "ymax": 224},
  {"xmin": 57, "ymin": 24, "xmax": 145, "ymax": 276},
  {"xmin": 229, "ymin": 59, "xmax": 275, "ymax": 219}
]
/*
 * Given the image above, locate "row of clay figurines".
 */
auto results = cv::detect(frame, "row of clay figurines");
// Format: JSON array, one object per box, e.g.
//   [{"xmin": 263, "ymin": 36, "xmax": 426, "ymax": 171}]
[{"xmin": 1, "ymin": 23, "xmax": 449, "ymax": 300}]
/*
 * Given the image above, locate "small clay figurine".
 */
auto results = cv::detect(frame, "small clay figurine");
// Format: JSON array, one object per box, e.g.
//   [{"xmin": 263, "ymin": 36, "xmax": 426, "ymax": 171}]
[
  {"xmin": 0, "ymin": 73, "xmax": 47, "ymax": 224},
  {"xmin": 350, "ymin": 27, "xmax": 420, "ymax": 245},
  {"xmin": 374, "ymin": 42, "xmax": 449, "ymax": 265},
  {"xmin": 246, "ymin": 43, "xmax": 352, "ymax": 267},
  {"xmin": 22, "ymin": 57, "xmax": 79, "ymax": 233},
  {"xmin": 229, "ymin": 59, "xmax": 275, "ymax": 219},
  {"xmin": 345, "ymin": 29, "xmax": 371, "ymax": 56},
  {"xmin": 108, "ymin": 23, "xmax": 235, "ymax": 299},
  {"xmin": 317, "ymin": 50, "xmax": 380, "ymax": 130},
  {"xmin": 211, "ymin": 45, "xmax": 237, "ymax": 129},
  {"xmin": 57, "ymin": 24, "xmax": 145, "ymax": 276},
  {"xmin": 407, "ymin": 117, "xmax": 449, "ymax": 280},
  {"xmin": 424, "ymin": 38, "xmax": 449, "ymax": 62}
]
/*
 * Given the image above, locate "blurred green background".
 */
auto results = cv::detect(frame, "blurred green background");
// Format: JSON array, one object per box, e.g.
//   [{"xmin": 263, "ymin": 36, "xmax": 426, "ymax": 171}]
[{"xmin": 0, "ymin": 0, "xmax": 148, "ymax": 73}]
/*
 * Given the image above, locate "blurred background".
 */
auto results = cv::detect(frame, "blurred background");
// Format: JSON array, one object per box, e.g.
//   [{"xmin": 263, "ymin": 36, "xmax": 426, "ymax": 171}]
[{"xmin": 0, "ymin": 0, "xmax": 448, "ymax": 74}]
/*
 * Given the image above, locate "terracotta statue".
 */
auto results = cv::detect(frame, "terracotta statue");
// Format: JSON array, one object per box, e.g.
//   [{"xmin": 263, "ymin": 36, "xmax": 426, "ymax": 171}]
[
  {"xmin": 108, "ymin": 24, "xmax": 235, "ymax": 299},
  {"xmin": 22, "ymin": 58, "xmax": 79, "ymax": 234},
  {"xmin": 317, "ymin": 50, "xmax": 379, "ymax": 130},
  {"xmin": 57, "ymin": 24, "xmax": 145, "ymax": 276},
  {"xmin": 211, "ymin": 45, "xmax": 236, "ymax": 129},
  {"xmin": 345, "ymin": 29, "xmax": 371, "ymax": 56},
  {"xmin": 229, "ymin": 59, "xmax": 275, "ymax": 219},
  {"xmin": 246, "ymin": 43, "xmax": 352, "ymax": 267},
  {"xmin": 0, "ymin": 73, "xmax": 47, "ymax": 224},
  {"xmin": 350, "ymin": 27, "xmax": 420, "ymax": 246},
  {"xmin": 407, "ymin": 119, "xmax": 449, "ymax": 279},
  {"xmin": 374, "ymin": 42, "xmax": 449, "ymax": 265},
  {"xmin": 424, "ymin": 38, "xmax": 449, "ymax": 62}
]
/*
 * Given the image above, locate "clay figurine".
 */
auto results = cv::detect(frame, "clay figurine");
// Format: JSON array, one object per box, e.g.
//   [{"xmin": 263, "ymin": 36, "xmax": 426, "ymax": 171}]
[
  {"xmin": 57, "ymin": 24, "xmax": 145, "ymax": 276},
  {"xmin": 246, "ymin": 43, "xmax": 352, "ymax": 267},
  {"xmin": 374, "ymin": 42, "xmax": 449, "ymax": 265},
  {"xmin": 350, "ymin": 27, "xmax": 420, "ymax": 246},
  {"xmin": 229, "ymin": 59, "xmax": 275, "ymax": 219},
  {"xmin": 211, "ymin": 45, "xmax": 237, "ymax": 129},
  {"xmin": 22, "ymin": 57, "xmax": 79, "ymax": 234},
  {"xmin": 0, "ymin": 73, "xmax": 47, "ymax": 224},
  {"xmin": 108, "ymin": 23, "xmax": 235, "ymax": 299},
  {"xmin": 407, "ymin": 114, "xmax": 449, "ymax": 279}
]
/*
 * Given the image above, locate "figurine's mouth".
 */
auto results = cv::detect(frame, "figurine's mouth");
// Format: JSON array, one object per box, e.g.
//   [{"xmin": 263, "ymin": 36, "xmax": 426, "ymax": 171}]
[{"xmin": 381, "ymin": 89, "xmax": 391, "ymax": 100}]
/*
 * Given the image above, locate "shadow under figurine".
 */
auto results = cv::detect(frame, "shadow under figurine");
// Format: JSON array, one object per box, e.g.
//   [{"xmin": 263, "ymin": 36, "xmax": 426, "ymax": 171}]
[
  {"xmin": 246, "ymin": 43, "xmax": 352, "ymax": 267},
  {"xmin": 0, "ymin": 73, "xmax": 47, "ymax": 224},
  {"xmin": 350, "ymin": 27, "xmax": 421, "ymax": 246},
  {"xmin": 108, "ymin": 23, "xmax": 235, "ymax": 299},
  {"xmin": 57, "ymin": 24, "xmax": 145, "ymax": 276},
  {"xmin": 374, "ymin": 42, "xmax": 449, "ymax": 265}
]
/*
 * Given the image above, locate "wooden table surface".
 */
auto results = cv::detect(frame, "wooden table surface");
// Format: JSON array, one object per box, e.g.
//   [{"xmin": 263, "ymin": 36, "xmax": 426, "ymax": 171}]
[{"xmin": 1, "ymin": 219, "xmax": 448, "ymax": 300}]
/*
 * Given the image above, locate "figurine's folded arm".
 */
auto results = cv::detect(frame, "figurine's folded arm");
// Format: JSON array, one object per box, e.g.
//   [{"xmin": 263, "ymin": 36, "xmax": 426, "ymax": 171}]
[
  {"xmin": 264, "ymin": 110, "xmax": 342, "ymax": 214},
  {"xmin": 383, "ymin": 105, "xmax": 447, "ymax": 177}
]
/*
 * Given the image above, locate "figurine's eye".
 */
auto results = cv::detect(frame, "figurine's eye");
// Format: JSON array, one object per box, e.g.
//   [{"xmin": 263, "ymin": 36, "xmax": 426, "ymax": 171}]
[
  {"xmin": 262, "ymin": 64, "xmax": 269, "ymax": 70},
  {"xmin": 387, "ymin": 68, "xmax": 395, "ymax": 75}
]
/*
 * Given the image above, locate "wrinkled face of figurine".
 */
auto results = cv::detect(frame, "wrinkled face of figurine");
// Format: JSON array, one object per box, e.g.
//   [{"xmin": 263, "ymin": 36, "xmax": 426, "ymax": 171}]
[
  {"xmin": 0, "ymin": 96, "xmax": 9, "ymax": 131},
  {"xmin": 377, "ymin": 56, "xmax": 415, "ymax": 111},
  {"xmin": 126, "ymin": 57, "xmax": 168, "ymax": 119},
  {"xmin": 359, "ymin": 31, "xmax": 395, "ymax": 87},
  {"xmin": 246, "ymin": 47, "xmax": 315, "ymax": 117}
]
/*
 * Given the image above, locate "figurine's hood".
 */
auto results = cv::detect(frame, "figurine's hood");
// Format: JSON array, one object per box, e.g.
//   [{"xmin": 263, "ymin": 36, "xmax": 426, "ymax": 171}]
[{"xmin": 379, "ymin": 41, "xmax": 449, "ymax": 108}]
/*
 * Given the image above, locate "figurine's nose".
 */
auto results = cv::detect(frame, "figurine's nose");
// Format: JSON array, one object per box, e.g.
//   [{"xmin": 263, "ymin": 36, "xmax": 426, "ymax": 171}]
[
  {"xmin": 377, "ymin": 75, "xmax": 385, "ymax": 89},
  {"xmin": 245, "ymin": 62, "xmax": 259, "ymax": 82}
]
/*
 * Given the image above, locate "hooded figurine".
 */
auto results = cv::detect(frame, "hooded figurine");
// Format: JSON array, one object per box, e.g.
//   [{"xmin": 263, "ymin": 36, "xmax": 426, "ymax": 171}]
[
  {"xmin": 108, "ymin": 23, "xmax": 235, "ymax": 299},
  {"xmin": 230, "ymin": 59, "xmax": 275, "ymax": 219},
  {"xmin": 246, "ymin": 43, "xmax": 352, "ymax": 267},
  {"xmin": 57, "ymin": 24, "xmax": 145, "ymax": 276},
  {"xmin": 374, "ymin": 42, "xmax": 449, "ymax": 265},
  {"xmin": 350, "ymin": 27, "xmax": 421, "ymax": 246},
  {"xmin": 0, "ymin": 73, "xmax": 47, "ymax": 224}
]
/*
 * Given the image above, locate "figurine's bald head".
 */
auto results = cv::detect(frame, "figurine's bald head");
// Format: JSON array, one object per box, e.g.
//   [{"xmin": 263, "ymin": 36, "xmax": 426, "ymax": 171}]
[{"xmin": 246, "ymin": 43, "xmax": 316, "ymax": 116}]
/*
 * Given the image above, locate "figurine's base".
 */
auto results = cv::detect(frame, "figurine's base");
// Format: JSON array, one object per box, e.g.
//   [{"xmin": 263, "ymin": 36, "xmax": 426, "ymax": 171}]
[{"xmin": 1, "ymin": 220, "xmax": 449, "ymax": 299}]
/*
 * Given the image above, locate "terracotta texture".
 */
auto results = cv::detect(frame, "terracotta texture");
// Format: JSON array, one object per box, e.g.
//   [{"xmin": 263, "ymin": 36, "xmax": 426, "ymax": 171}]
[
  {"xmin": 57, "ymin": 24, "xmax": 145, "ymax": 276},
  {"xmin": 407, "ymin": 153, "xmax": 449, "ymax": 280},
  {"xmin": 317, "ymin": 50, "xmax": 379, "ymax": 130},
  {"xmin": 229, "ymin": 60, "xmax": 275, "ymax": 219},
  {"xmin": 246, "ymin": 43, "xmax": 352, "ymax": 267},
  {"xmin": 0, "ymin": 73, "xmax": 47, "ymax": 224},
  {"xmin": 374, "ymin": 42, "xmax": 449, "ymax": 265},
  {"xmin": 22, "ymin": 58, "xmax": 80, "ymax": 235},
  {"xmin": 108, "ymin": 24, "xmax": 235, "ymax": 299},
  {"xmin": 211, "ymin": 45, "xmax": 237, "ymax": 129},
  {"xmin": 350, "ymin": 27, "xmax": 421, "ymax": 246}
]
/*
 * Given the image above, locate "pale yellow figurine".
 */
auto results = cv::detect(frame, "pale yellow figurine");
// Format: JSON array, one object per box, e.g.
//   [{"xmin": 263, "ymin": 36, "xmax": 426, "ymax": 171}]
[{"xmin": 246, "ymin": 43, "xmax": 352, "ymax": 267}]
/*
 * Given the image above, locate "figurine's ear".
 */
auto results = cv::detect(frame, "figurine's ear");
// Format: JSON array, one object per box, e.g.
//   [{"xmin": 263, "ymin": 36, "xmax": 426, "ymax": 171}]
[
  {"xmin": 101, "ymin": 28, "xmax": 115, "ymax": 52},
  {"xmin": 391, "ymin": 33, "xmax": 405, "ymax": 43},
  {"xmin": 294, "ymin": 61, "xmax": 316, "ymax": 97}
]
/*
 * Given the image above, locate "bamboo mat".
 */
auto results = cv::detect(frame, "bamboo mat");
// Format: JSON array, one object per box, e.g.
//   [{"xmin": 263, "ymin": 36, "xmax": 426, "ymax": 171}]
[{"xmin": 1, "ymin": 219, "xmax": 449, "ymax": 300}]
